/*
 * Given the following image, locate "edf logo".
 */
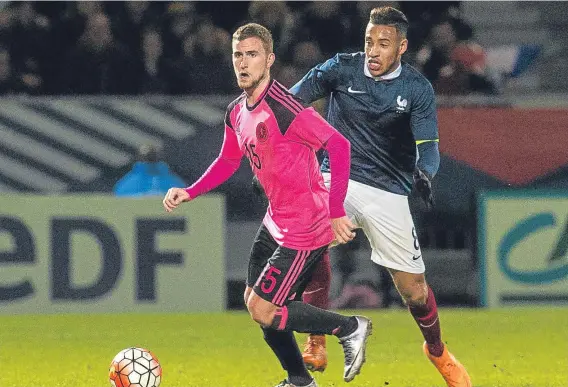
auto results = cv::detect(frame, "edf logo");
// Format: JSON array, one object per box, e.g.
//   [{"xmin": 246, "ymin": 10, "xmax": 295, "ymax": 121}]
[
  {"xmin": 0, "ymin": 216, "xmax": 185, "ymax": 301},
  {"xmin": 0, "ymin": 195, "xmax": 225, "ymax": 314}
]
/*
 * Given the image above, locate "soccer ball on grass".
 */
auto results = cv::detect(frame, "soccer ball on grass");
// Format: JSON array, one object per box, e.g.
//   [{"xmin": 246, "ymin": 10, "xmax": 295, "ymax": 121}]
[{"xmin": 109, "ymin": 347, "xmax": 162, "ymax": 387}]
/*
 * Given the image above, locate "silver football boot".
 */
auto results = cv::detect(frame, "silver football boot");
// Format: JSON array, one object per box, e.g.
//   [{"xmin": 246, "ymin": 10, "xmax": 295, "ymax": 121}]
[{"xmin": 338, "ymin": 316, "xmax": 373, "ymax": 382}]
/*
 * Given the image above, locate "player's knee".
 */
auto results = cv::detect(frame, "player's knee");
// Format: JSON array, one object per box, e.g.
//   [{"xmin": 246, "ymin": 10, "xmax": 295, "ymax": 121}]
[
  {"xmin": 393, "ymin": 272, "xmax": 428, "ymax": 306},
  {"xmin": 401, "ymin": 284, "xmax": 428, "ymax": 306},
  {"xmin": 250, "ymin": 312, "xmax": 271, "ymax": 327},
  {"xmin": 246, "ymin": 296, "xmax": 276, "ymax": 327},
  {"xmin": 248, "ymin": 307, "xmax": 273, "ymax": 327}
]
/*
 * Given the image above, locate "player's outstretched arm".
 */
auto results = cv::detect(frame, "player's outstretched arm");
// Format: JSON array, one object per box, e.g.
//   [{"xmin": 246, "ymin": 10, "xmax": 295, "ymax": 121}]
[
  {"xmin": 163, "ymin": 188, "xmax": 191, "ymax": 212},
  {"xmin": 167, "ymin": 123, "xmax": 242, "ymax": 213}
]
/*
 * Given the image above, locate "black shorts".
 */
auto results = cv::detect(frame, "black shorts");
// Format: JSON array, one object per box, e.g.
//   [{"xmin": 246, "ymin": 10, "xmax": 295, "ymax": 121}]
[{"xmin": 247, "ymin": 224, "xmax": 327, "ymax": 306}]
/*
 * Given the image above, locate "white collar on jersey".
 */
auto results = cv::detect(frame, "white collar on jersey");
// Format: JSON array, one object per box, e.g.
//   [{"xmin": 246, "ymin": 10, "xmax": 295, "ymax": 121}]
[{"xmin": 363, "ymin": 61, "xmax": 402, "ymax": 81}]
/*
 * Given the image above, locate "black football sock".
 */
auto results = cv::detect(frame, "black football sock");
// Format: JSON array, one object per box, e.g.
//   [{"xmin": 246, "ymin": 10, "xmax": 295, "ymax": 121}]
[
  {"xmin": 270, "ymin": 301, "xmax": 358, "ymax": 337},
  {"xmin": 262, "ymin": 327, "xmax": 312, "ymax": 386}
]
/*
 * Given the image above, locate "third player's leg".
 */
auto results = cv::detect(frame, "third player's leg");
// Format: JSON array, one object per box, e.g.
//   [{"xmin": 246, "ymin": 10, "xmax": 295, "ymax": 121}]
[{"xmin": 301, "ymin": 251, "xmax": 331, "ymax": 372}]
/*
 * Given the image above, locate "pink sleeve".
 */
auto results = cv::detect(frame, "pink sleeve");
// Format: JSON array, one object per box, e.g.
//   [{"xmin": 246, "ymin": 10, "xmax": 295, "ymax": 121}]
[
  {"xmin": 287, "ymin": 108, "xmax": 351, "ymax": 218},
  {"xmin": 285, "ymin": 107, "xmax": 336, "ymax": 150},
  {"xmin": 323, "ymin": 132, "xmax": 350, "ymax": 218},
  {"xmin": 185, "ymin": 125, "xmax": 242, "ymax": 198}
]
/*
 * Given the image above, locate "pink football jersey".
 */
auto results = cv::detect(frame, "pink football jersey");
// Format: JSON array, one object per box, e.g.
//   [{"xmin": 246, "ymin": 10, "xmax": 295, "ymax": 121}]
[{"xmin": 187, "ymin": 80, "xmax": 350, "ymax": 250}]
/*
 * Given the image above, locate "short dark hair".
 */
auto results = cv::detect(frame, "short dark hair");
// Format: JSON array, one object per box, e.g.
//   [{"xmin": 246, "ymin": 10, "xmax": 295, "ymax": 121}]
[
  {"xmin": 232, "ymin": 23, "xmax": 273, "ymax": 54},
  {"xmin": 369, "ymin": 6, "xmax": 408, "ymax": 38}
]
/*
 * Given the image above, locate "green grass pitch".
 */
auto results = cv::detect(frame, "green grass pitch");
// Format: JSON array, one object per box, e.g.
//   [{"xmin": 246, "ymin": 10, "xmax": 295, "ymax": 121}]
[{"xmin": 0, "ymin": 307, "xmax": 566, "ymax": 387}]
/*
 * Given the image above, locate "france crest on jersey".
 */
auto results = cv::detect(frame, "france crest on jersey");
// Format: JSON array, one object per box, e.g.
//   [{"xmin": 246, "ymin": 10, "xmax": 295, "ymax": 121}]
[{"xmin": 290, "ymin": 53, "xmax": 440, "ymax": 195}]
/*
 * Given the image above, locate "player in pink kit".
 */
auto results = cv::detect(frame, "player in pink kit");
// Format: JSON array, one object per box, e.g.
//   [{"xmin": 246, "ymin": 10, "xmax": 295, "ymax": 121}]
[{"xmin": 162, "ymin": 23, "xmax": 372, "ymax": 387}]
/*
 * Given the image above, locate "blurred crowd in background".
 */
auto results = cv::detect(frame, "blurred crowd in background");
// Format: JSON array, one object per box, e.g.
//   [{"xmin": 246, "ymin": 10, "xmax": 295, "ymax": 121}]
[
  {"xmin": 0, "ymin": 0, "xmax": 498, "ymax": 97},
  {"xmin": 0, "ymin": 1, "xmax": 511, "ymax": 308}
]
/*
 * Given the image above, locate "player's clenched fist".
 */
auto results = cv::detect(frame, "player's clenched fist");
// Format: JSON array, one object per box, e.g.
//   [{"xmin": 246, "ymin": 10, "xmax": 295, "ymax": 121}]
[
  {"xmin": 331, "ymin": 216, "xmax": 356, "ymax": 245},
  {"xmin": 163, "ymin": 187, "xmax": 191, "ymax": 212}
]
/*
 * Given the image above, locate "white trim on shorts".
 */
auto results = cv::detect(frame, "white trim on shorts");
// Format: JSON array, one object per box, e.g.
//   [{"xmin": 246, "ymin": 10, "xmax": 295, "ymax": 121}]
[{"xmin": 324, "ymin": 173, "xmax": 425, "ymax": 274}]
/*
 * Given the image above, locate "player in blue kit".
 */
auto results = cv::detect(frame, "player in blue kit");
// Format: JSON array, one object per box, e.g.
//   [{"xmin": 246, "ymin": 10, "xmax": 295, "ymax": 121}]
[{"xmin": 290, "ymin": 7, "xmax": 471, "ymax": 387}]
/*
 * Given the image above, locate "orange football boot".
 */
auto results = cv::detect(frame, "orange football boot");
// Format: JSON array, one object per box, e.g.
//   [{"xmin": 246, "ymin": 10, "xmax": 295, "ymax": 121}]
[
  {"xmin": 302, "ymin": 334, "xmax": 327, "ymax": 372},
  {"xmin": 423, "ymin": 342, "xmax": 472, "ymax": 387}
]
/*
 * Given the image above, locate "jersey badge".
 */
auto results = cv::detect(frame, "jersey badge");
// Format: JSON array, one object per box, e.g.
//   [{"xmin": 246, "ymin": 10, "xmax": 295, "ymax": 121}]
[
  {"xmin": 396, "ymin": 95, "xmax": 408, "ymax": 112},
  {"xmin": 256, "ymin": 122, "xmax": 269, "ymax": 143}
]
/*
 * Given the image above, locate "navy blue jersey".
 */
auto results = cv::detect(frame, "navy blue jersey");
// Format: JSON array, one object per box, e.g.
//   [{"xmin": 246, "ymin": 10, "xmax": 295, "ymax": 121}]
[{"xmin": 290, "ymin": 52, "xmax": 440, "ymax": 195}]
